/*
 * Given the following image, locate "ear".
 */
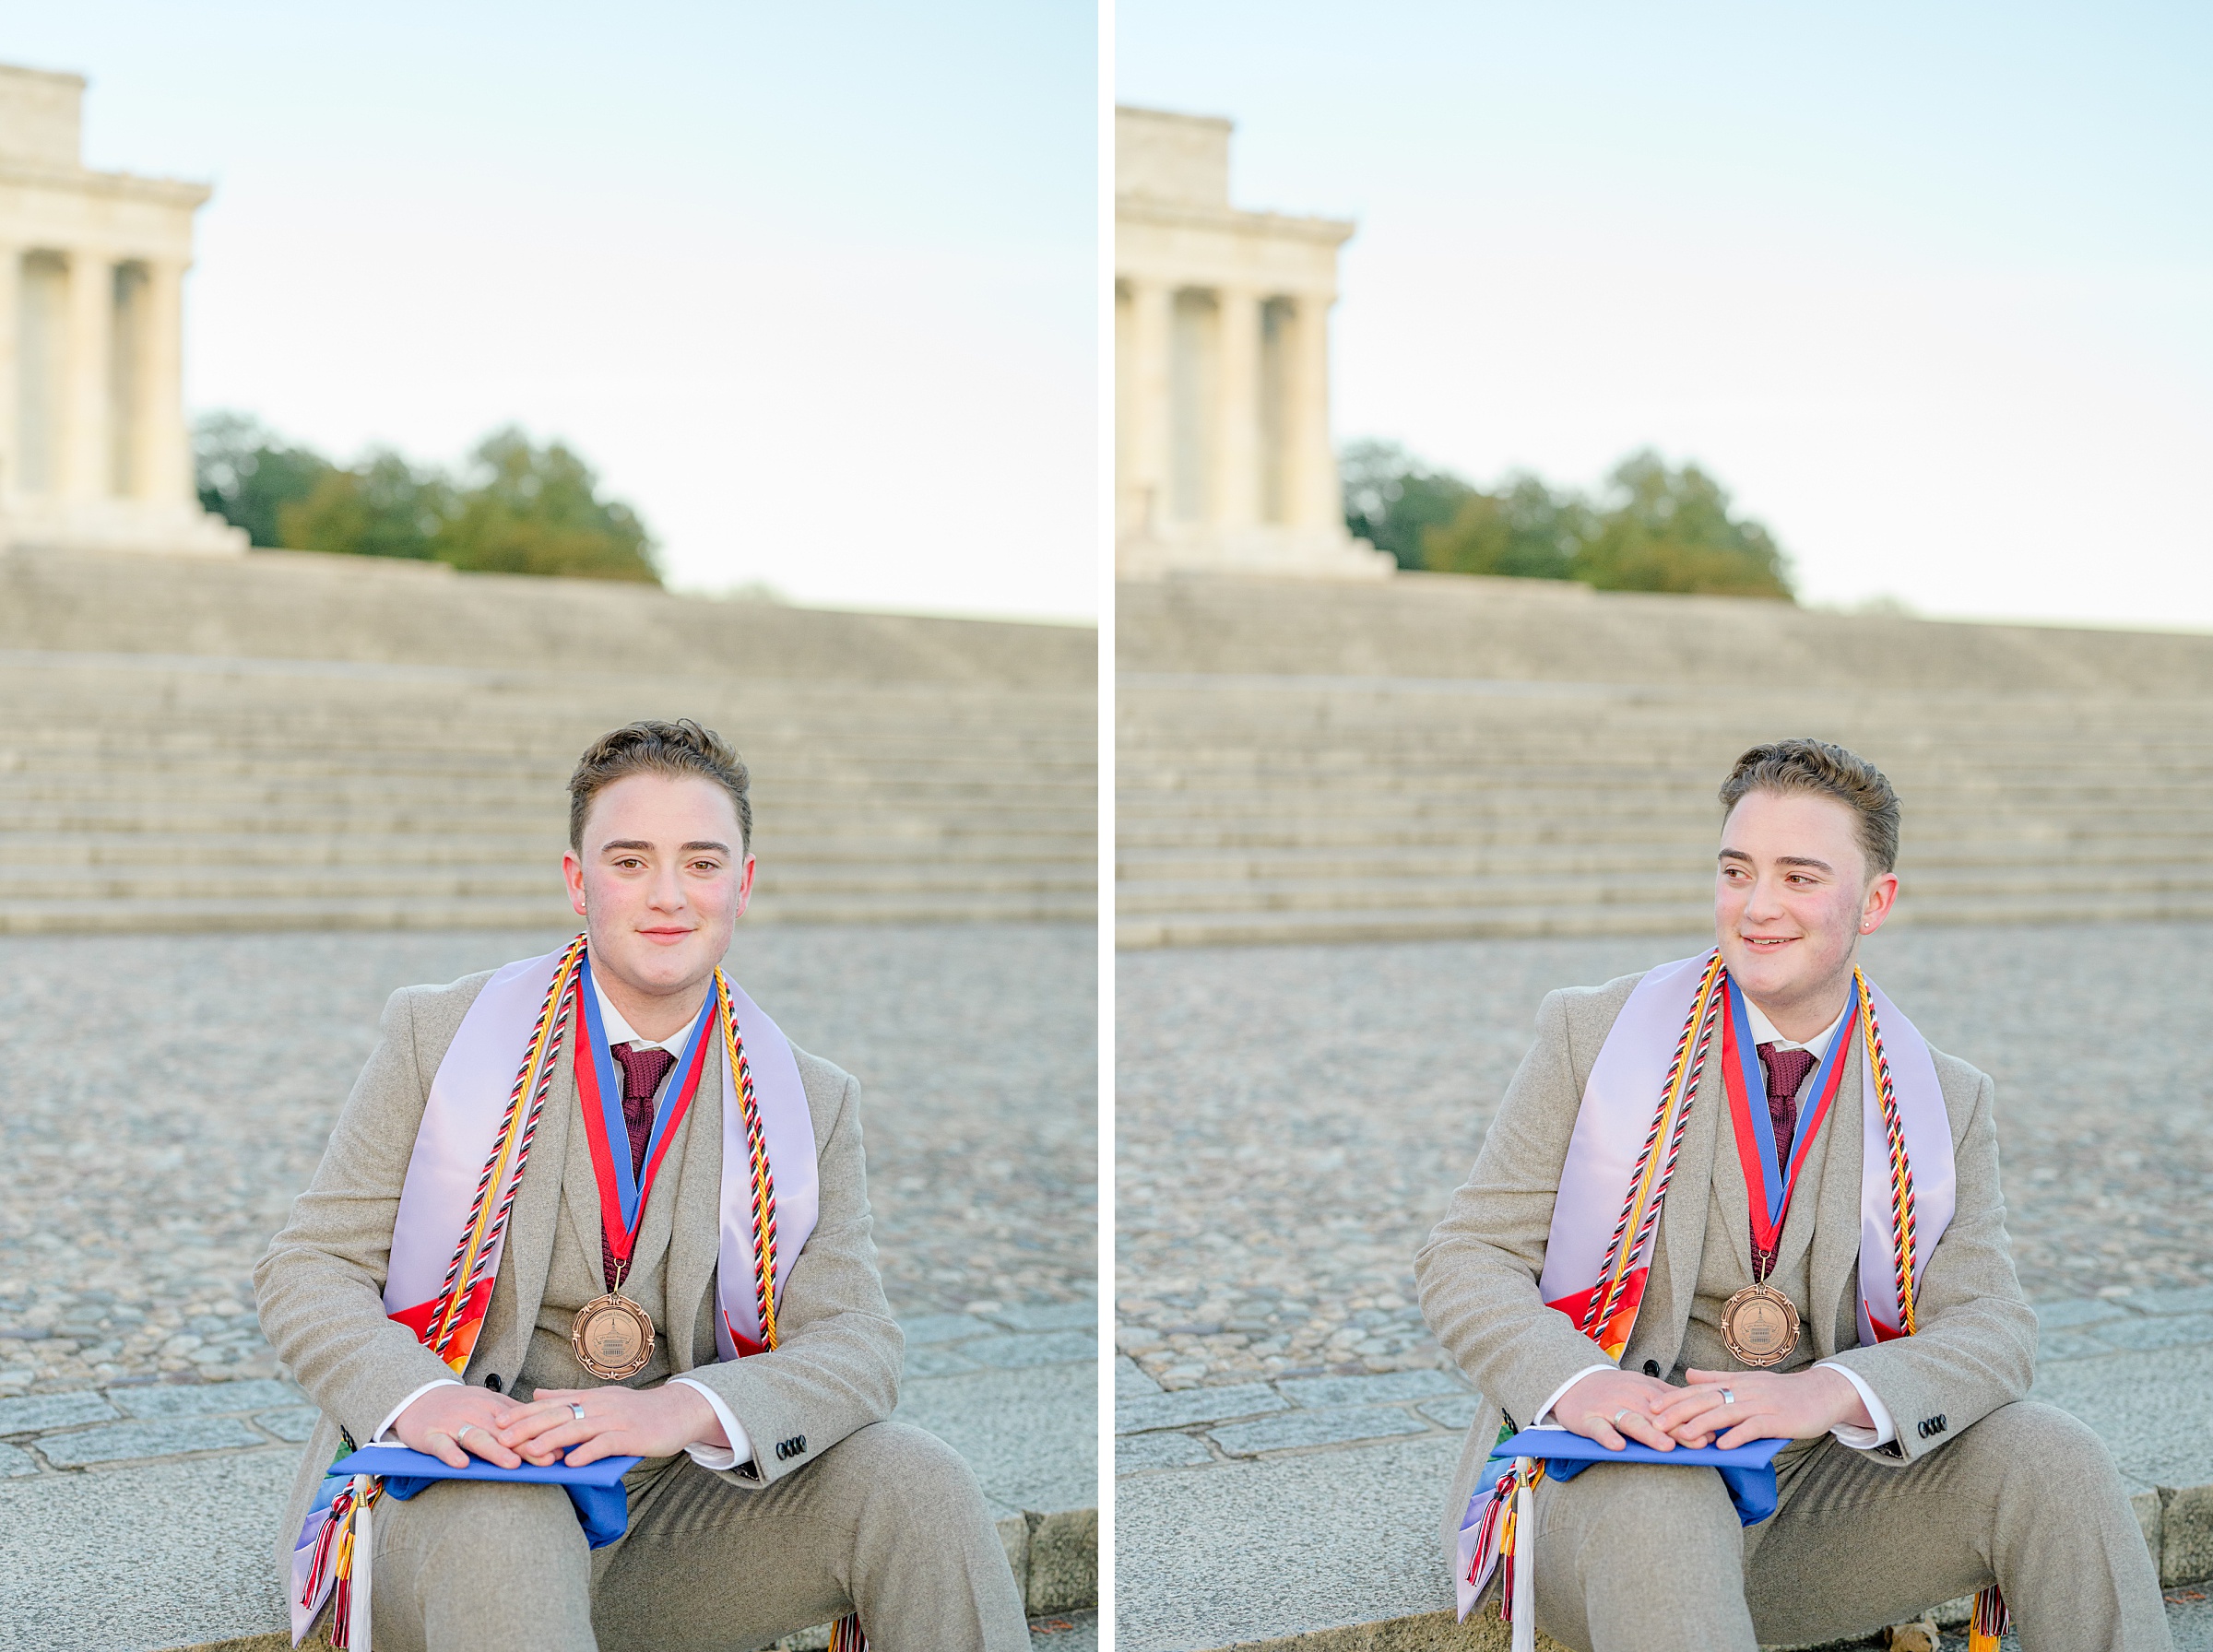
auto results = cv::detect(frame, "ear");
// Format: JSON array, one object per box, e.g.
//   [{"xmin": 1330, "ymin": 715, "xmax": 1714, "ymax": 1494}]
[
  {"xmin": 562, "ymin": 848, "xmax": 587, "ymax": 918},
  {"xmin": 733, "ymin": 852, "xmax": 757, "ymax": 918},
  {"xmin": 1858, "ymin": 869, "xmax": 1899, "ymax": 935}
]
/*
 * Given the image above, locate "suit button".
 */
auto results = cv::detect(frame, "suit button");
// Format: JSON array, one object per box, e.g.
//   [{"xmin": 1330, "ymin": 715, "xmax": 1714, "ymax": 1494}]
[
  {"xmin": 1642, "ymin": 1360, "xmax": 1661, "ymax": 1378},
  {"xmin": 484, "ymin": 1374, "xmax": 503, "ymax": 1394}
]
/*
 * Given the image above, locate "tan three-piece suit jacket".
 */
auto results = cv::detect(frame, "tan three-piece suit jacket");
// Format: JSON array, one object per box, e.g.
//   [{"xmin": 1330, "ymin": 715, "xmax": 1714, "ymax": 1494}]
[
  {"xmin": 1414, "ymin": 966, "xmax": 2041, "ymax": 1567},
  {"xmin": 254, "ymin": 966, "xmax": 905, "ymax": 1593}
]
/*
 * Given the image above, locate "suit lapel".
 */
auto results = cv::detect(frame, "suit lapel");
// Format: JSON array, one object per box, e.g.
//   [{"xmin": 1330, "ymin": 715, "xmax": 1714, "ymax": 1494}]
[{"xmin": 667, "ymin": 1036, "xmax": 726, "ymax": 1373}]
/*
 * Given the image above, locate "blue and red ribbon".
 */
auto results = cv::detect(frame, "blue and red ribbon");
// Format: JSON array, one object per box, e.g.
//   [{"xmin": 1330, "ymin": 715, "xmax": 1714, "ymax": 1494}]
[{"xmin": 573, "ymin": 953, "xmax": 716, "ymax": 1275}]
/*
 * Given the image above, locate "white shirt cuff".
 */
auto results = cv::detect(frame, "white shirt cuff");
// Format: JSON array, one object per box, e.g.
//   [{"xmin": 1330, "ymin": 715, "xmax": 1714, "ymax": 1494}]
[
  {"xmin": 1814, "ymin": 1360, "xmax": 1897, "ymax": 1447},
  {"xmin": 1533, "ymin": 1363, "xmax": 1620, "ymax": 1427},
  {"xmin": 669, "ymin": 1376, "xmax": 754, "ymax": 1471},
  {"xmin": 372, "ymin": 1376, "xmax": 463, "ymax": 1444}
]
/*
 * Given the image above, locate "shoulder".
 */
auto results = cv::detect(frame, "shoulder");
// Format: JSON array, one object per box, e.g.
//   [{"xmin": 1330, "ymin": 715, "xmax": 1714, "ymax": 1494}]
[
  {"xmin": 1544, "ymin": 969, "xmax": 1649, "ymax": 1049},
  {"xmin": 381, "ymin": 968, "xmax": 500, "ymax": 1068}
]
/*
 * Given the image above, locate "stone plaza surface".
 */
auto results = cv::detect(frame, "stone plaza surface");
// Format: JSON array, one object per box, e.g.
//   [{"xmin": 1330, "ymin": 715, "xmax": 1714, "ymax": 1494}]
[
  {"xmin": 1115, "ymin": 921, "xmax": 2213, "ymax": 1648},
  {"xmin": 0, "ymin": 923, "xmax": 1095, "ymax": 1397},
  {"xmin": 0, "ymin": 1314, "xmax": 1095, "ymax": 1652},
  {"xmin": 1117, "ymin": 922, "xmax": 2213, "ymax": 1390}
]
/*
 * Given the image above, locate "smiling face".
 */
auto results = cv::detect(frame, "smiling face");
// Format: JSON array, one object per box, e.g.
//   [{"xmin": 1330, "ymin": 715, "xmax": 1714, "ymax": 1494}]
[
  {"xmin": 561, "ymin": 772, "xmax": 756, "ymax": 1035},
  {"xmin": 1714, "ymin": 788, "xmax": 1899, "ymax": 1038}
]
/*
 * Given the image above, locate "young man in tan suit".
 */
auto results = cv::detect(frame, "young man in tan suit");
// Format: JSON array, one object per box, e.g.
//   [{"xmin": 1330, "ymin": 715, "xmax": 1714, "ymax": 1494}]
[
  {"xmin": 1416, "ymin": 739, "xmax": 2170, "ymax": 1652},
  {"xmin": 256, "ymin": 720, "xmax": 1030, "ymax": 1651}
]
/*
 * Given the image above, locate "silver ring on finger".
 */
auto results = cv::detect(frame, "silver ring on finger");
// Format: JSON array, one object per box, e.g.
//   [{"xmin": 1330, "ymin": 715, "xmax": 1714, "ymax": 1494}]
[
  {"xmin": 1721, "ymin": 1388, "xmax": 1735, "ymax": 1407},
  {"xmin": 1613, "ymin": 1408, "xmax": 1630, "ymax": 1424},
  {"xmin": 570, "ymin": 1404, "xmax": 587, "ymax": 1422},
  {"xmin": 455, "ymin": 1423, "xmax": 477, "ymax": 1444}
]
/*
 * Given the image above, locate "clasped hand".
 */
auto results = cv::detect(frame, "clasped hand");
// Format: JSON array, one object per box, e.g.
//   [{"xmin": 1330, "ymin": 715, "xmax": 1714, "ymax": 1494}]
[
  {"xmin": 394, "ymin": 1381, "xmax": 728, "ymax": 1469},
  {"xmin": 1555, "ymin": 1365, "xmax": 1870, "ymax": 1453}
]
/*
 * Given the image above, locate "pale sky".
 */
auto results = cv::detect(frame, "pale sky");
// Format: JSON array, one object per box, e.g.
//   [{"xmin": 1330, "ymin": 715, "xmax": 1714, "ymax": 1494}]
[
  {"xmin": 1119, "ymin": 2, "xmax": 2213, "ymax": 631},
  {"xmin": 9, "ymin": 3, "xmax": 1097, "ymax": 620}
]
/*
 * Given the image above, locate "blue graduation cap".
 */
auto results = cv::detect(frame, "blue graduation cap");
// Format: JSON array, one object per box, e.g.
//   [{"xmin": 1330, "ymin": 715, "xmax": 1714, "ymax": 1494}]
[
  {"xmin": 1484, "ymin": 1426, "xmax": 1789, "ymax": 1527},
  {"xmin": 330, "ymin": 1444, "xmax": 642, "ymax": 1550}
]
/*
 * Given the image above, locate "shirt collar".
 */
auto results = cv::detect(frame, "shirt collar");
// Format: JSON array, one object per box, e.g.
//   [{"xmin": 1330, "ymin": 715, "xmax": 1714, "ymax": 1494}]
[
  {"xmin": 1743, "ymin": 994, "xmax": 1851, "ymax": 1061},
  {"xmin": 592, "ymin": 977, "xmax": 690, "ymax": 1055}
]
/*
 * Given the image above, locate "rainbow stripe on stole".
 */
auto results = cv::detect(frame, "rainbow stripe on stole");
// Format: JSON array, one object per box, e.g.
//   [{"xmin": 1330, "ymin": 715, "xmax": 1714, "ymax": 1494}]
[
  {"xmin": 1456, "ymin": 952, "xmax": 1967, "ymax": 1640},
  {"xmin": 289, "ymin": 940, "xmax": 823, "ymax": 1649}
]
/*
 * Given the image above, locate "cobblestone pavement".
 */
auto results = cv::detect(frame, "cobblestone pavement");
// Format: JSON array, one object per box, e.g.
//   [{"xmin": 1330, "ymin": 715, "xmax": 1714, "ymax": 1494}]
[
  {"xmin": 0, "ymin": 924, "xmax": 1095, "ymax": 1397},
  {"xmin": 1116, "ymin": 923, "xmax": 2213, "ymax": 1389}
]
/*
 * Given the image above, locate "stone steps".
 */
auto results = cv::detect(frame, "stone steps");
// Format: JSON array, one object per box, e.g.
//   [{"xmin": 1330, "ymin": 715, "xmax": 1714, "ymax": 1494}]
[
  {"xmin": 1117, "ymin": 667, "xmax": 2213, "ymax": 947},
  {"xmin": 0, "ymin": 643, "xmax": 1095, "ymax": 934},
  {"xmin": 1113, "ymin": 1295, "xmax": 2213, "ymax": 1651}
]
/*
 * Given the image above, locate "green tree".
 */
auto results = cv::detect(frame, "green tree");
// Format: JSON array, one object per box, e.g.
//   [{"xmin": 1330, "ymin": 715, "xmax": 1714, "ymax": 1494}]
[
  {"xmin": 1420, "ymin": 473, "xmax": 1593, "ymax": 581},
  {"xmin": 1340, "ymin": 438, "xmax": 1473, "ymax": 570},
  {"xmin": 195, "ymin": 412, "xmax": 335, "ymax": 549},
  {"xmin": 433, "ymin": 428, "xmax": 659, "ymax": 583},
  {"xmin": 278, "ymin": 450, "xmax": 456, "ymax": 561},
  {"xmin": 1575, "ymin": 450, "xmax": 1793, "ymax": 598}
]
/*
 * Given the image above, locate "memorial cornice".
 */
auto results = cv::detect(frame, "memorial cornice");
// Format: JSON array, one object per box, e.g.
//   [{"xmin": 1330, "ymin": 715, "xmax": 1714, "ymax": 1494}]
[
  {"xmin": 0, "ymin": 159, "xmax": 210, "ymax": 208},
  {"xmin": 1115, "ymin": 195, "xmax": 1355, "ymax": 245}
]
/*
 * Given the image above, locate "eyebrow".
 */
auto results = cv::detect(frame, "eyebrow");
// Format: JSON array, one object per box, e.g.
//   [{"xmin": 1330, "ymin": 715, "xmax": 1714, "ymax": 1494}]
[
  {"xmin": 1718, "ymin": 848, "xmax": 1835, "ymax": 873},
  {"xmin": 598, "ymin": 840, "xmax": 733, "ymax": 856}
]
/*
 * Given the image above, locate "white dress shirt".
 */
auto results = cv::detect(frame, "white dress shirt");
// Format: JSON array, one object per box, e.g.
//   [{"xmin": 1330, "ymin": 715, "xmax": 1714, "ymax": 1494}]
[
  {"xmin": 374, "ymin": 977, "xmax": 755, "ymax": 1470},
  {"xmin": 1533, "ymin": 988, "xmax": 1899, "ymax": 1448}
]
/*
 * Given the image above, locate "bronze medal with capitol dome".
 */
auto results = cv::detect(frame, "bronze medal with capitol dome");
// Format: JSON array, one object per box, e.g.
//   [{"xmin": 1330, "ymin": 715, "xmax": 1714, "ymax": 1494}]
[{"xmin": 1720, "ymin": 1280, "xmax": 1800, "ymax": 1367}]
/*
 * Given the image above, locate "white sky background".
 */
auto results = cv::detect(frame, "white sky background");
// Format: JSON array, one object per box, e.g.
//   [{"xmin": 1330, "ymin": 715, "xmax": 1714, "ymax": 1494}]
[
  {"xmin": 7, "ymin": 3, "xmax": 1097, "ymax": 620},
  {"xmin": 1118, "ymin": 2, "xmax": 2213, "ymax": 631}
]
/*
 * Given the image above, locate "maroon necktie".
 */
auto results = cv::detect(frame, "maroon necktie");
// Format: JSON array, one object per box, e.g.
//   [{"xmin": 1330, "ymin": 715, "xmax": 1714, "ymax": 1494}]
[
  {"xmin": 1756, "ymin": 1044, "xmax": 1818, "ymax": 1179},
  {"xmin": 601, "ymin": 1044, "xmax": 676, "ymax": 1289}
]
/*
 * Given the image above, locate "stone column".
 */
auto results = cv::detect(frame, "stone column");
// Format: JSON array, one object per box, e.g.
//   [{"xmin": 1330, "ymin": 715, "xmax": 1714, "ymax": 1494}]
[
  {"xmin": 1288, "ymin": 291, "xmax": 1342, "ymax": 532},
  {"xmin": 60, "ymin": 247, "xmax": 112, "ymax": 502},
  {"xmin": 137, "ymin": 260, "xmax": 190, "ymax": 505},
  {"xmin": 1212, "ymin": 286, "xmax": 1260, "ymax": 530},
  {"xmin": 1120, "ymin": 277, "xmax": 1172, "ymax": 538},
  {"xmin": 0, "ymin": 247, "xmax": 18, "ymax": 505}
]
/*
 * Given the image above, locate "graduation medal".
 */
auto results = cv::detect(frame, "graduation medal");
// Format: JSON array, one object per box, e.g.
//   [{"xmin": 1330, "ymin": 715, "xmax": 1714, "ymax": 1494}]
[
  {"xmin": 572, "ymin": 1276, "xmax": 656, "ymax": 1380},
  {"xmin": 1718, "ymin": 974, "xmax": 1857, "ymax": 1371},
  {"xmin": 569, "ymin": 954, "xmax": 719, "ymax": 1384},
  {"xmin": 1720, "ymin": 1280, "xmax": 1801, "ymax": 1367}
]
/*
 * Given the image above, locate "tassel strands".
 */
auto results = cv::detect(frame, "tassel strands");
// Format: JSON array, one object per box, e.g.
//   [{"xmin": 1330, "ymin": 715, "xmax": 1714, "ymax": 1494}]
[{"xmin": 1969, "ymin": 1583, "xmax": 2008, "ymax": 1652}]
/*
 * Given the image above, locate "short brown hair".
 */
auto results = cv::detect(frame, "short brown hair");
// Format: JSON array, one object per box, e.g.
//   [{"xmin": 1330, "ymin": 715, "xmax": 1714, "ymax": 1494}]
[
  {"xmin": 1718, "ymin": 738, "xmax": 1899, "ymax": 876},
  {"xmin": 568, "ymin": 719, "xmax": 752, "ymax": 853}
]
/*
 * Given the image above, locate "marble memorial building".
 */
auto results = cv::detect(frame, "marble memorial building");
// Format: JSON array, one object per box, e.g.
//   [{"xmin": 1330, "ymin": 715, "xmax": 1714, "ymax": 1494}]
[
  {"xmin": 0, "ymin": 64, "xmax": 243, "ymax": 556},
  {"xmin": 1116, "ymin": 106, "xmax": 1388, "ymax": 580}
]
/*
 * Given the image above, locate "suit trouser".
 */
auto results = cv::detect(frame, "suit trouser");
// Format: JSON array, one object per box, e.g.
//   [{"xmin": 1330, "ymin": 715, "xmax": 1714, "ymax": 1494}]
[
  {"xmin": 1527, "ymin": 1399, "xmax": 2172, "ymax": 1652},
  {"xmin": 366, "ymin": 1420, "xmax": 1032, "ymax": 1652}
]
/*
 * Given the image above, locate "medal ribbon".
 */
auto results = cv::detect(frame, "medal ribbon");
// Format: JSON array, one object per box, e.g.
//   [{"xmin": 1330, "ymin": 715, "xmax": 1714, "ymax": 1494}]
[
  {"xmin": 574, "ymin": 953, "xmax": 717, "ymax": 1276},
  {"xmin": 1721, "ymin": 976, "xmax": 1857, "ymax": 1266}
]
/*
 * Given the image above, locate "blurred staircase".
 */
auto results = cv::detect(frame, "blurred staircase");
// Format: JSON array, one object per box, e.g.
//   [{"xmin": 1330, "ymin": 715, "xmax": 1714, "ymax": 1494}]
[
  {"xmin": 1118, "ymin": 575, "xmax": 2213, "ymax": 948},
  {"xmin": 0, "ymin": 548, "xmax": 1095, "ymax": 934}
]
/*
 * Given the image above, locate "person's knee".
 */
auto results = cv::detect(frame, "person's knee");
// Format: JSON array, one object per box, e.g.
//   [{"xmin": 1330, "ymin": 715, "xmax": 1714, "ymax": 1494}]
[
  {"xmin": 827, "ymin": 1422, "xmax": 988, "ymax": 1524},
  {"xmin": 1970, "ymin": 1400, "xmax": 2118, "ymax": 1485}
]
